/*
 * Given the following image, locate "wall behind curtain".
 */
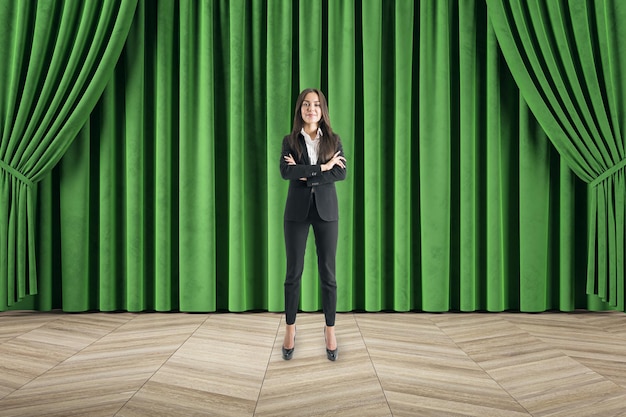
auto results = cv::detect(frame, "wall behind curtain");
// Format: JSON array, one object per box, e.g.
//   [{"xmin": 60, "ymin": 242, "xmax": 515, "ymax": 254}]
[{"xmin": 13, "ymin": 0, "xmax": 612, "ymax": 312}]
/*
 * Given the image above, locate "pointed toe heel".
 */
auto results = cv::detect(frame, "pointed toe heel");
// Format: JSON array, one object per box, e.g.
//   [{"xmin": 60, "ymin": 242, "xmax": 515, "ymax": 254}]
[
  {"xmin": 324, "ymin": 326, "xmax": 338, "ymax": 361},
  {"xmin": 282, "ymin": 346, "xmax": 294, "ymax": 360},
  {"xmin": 282, "ymin": 328, "xmax": 296, "ymax": 360},
  {"xmin": 326, "ymin": 347, "xmax": 338, "ymax": 361}
]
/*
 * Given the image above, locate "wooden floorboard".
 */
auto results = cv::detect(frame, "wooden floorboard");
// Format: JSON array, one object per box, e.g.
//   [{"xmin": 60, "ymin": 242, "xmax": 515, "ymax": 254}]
[{"xmin": 0, "ymin": 310, "xmax": 625, "ymax": 416}]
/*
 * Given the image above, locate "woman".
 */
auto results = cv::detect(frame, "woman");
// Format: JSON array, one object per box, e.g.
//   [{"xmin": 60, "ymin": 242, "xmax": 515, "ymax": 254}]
[{"xmin": 279, "ymin": 88, "xmax": 347, "ymax": 361}]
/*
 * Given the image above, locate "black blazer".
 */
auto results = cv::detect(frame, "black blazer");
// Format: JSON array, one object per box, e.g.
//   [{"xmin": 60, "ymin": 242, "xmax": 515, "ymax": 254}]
[{"xmin": 280, "ymin": 134, "xmax": 347, "ymax": 221}]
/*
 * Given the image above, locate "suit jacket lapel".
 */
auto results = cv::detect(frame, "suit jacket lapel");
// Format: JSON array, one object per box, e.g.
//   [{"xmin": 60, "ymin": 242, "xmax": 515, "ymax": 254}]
[{"xmin": 299, "ymin": 135, "xmax": 311, "ymax": 165}]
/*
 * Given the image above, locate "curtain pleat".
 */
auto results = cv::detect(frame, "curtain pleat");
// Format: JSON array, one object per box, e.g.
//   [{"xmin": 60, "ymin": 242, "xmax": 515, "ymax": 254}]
[
  {"xmin": 362, "ymin": 0, "xmax": 384, "ymax": 310},
  {"xmin": 458, "ymin": 0, "xmax": 481, "ymax": 310},
  {"xmin": 154, "ymin": 0, "xmax": 175, "ymax": 310},
  {"xmin": 418, "ymin": 0, "xmax": 453, "ymax": 311},
  {"xmin": 124, "ymin": 0, "xmax": 146, "ymax": 311},
  {"xmin": 58, "ymin": 124, "xmax": 92, "ymax": 311},
  {"xmin": 97, "ymin": 72, "xmax": 124, "ymax": 311},
  {"xmin": 178, "ymin": 0, "xmax": 216, "ymax": 311},
  {"xmin": 225, "ymin": 0, "xmax": 246, "ymax": 311},
  {"xmin": 392, "ymin": 0, "xmax": 414, "ymax": 311},
  {"xmin": 266, "ymin": 1, "xmax": 293, "ymax": 312},
  {"xmin": 519, "ymin": 100, "xmax": 551, "ymax": 311},
  {"xmin": 327, "ymin": 0, "xmax": 356, "ymax": 312},
  {"xmin": 484, "ymin": 18, "xmax": 508, "ymax": 310},
  {"xmin": 7, "ymin": 0, "xmax": 615, "ymax": 313}
]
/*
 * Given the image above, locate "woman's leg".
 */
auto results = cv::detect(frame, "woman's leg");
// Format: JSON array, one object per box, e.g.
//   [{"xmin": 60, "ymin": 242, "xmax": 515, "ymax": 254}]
[
  {"xmin": 283, "ymin": 219, "xmax": 310, "ymax": 326},
  {"xmin": 311, "ymin": 215, "xmax": 338, "ymax": 328}
]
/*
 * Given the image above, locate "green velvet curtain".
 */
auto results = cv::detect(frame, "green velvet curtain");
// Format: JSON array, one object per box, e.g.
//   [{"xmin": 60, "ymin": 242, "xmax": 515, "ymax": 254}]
[
  {"xmin": 487, "ymin": 0, "xmax": 626, "ymax": 310},
  {"xmin": 0, "ymin": 0, "xmax": 137, "ymax": 308},
  {"xmin": 7, "ymin": 0, "xmax": 613, "ymax": 313}
]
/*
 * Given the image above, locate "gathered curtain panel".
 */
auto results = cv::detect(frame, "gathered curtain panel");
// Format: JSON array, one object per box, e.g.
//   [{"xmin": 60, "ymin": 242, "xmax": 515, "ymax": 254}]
[
  {"xmin": 7, "ymin": 0, "xmax": 613, "ymax": 313},
  {"xmin": 0, "ymin": 0, "xmax": 138, "ymax": 307},
  {"xmin": 487, "ymin": 0, "xmax": 626, "ymax": 309}
]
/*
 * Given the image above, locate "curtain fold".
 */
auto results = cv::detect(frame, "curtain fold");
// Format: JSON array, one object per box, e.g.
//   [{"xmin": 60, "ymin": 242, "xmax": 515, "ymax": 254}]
[
  {"xmin": 179, "ymin": 0, "xmax": 216, "ymax": 311},
  {"xmin": 266, "ymin": 1, "xmax": 294, "ymax": 312},
  {"xmin": 0, "ymin": 0, "xmax": 137, "ymax": 309},
  {"xmin": 487, "ymin": 0, "xmax": 626, "ymax": 309},
  {"xmin": 7, "ymin": 0, "xmax": 612, "ymax": 313}
]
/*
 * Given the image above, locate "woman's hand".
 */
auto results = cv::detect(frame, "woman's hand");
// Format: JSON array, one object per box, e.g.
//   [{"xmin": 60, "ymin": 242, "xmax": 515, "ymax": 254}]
[
  {"xmin": 321, "ymin": 151, "xmax": 346, "ymax": 172},
  {"xmin": 284, "ymin": 154, "xmax": 296, "ymax": 165},
  {"xmin": 284, "ymin": 154, "xmax": 307, "ymax": 181}
]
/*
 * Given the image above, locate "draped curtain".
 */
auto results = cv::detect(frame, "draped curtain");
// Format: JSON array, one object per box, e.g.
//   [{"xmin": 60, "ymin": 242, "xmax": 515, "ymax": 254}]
[
  {"xmin": 487, "ymin": 0, "xmax": 626, "ymax": 310},
  {"xmin": 0, "ymin": 0, "xmax": 137, "ymax": 308},
  {"xmin": 7, "ymin": 0, "xmax": 612, "ymax": 312}
]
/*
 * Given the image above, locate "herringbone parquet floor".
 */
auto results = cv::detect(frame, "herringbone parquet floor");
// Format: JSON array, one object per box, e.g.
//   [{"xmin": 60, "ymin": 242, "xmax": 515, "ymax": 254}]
[{"xmin": 1, "ymin": 310, "xmax": 625, "ymax": 416}]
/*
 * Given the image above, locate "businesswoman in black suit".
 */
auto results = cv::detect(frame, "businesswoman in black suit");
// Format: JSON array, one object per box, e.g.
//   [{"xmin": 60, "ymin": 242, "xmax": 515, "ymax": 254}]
[{"xmin": 280, "ymin": 88, "xmax": 347, "ymax": 361}]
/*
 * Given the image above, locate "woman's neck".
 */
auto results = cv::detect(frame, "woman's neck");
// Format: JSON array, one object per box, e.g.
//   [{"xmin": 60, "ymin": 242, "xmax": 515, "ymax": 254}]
[{"xmin": 303, "ymin": 124, "xmax": 318, "ymax": 139}]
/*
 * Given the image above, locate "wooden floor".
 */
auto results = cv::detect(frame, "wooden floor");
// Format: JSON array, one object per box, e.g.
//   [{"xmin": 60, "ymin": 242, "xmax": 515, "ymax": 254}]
[{"xmin": 1, "ymin": 311, "xmax": 625, "ymax": 417}]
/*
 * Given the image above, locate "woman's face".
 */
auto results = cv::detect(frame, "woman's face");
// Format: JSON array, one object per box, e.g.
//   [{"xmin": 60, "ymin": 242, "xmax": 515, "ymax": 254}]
[{"xmin": 300, "ymin": 92, "xmax": 322, "ymax": 126}]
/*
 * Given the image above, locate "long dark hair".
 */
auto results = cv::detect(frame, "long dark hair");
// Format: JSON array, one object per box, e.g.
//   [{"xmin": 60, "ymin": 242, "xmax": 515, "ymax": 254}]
[{"xmin": 288, "ymin": 88, "xmax": 339, "ymax": 163}]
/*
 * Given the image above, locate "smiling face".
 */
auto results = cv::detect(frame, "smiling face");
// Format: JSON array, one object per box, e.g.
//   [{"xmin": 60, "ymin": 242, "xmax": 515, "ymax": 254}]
[{"xmin": 300, "ymin": 92, "xmax": 322, "ymax": 127}]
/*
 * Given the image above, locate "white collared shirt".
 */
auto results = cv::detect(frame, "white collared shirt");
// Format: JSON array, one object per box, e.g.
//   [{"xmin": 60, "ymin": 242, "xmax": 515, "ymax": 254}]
[{"xmin": 301, "ymin": 127, "xmax": 322, "ymax": 165}]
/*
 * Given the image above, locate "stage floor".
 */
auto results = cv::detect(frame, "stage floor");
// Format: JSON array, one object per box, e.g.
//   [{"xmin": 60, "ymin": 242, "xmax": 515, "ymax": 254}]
[{"xmin": 1, "ymin": 310, "xmax": 625, "ymax": 416}]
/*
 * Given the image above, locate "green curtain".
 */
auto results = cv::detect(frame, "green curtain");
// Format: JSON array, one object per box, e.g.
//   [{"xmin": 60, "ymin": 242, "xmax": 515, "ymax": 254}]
[
  {"xmin": 9, "ymin": 0, "xmax": 612, "ymax": 313},
  {"xmin": 487, "ymin": 0, "xmax": 626, "ymax": 310},
  {"xmin": 0, "ymin": 0, "xmax": 137, "ymax": 309}
]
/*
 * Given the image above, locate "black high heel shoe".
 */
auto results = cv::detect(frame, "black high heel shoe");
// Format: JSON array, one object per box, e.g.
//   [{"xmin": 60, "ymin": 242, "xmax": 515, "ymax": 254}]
[
  {"xmin": 282, "ymin": 328, "xmax": 296, "ymax": 360},
  {"xmin": 324, "ymin": 326, "xmax": 338, "ymax": 361}
]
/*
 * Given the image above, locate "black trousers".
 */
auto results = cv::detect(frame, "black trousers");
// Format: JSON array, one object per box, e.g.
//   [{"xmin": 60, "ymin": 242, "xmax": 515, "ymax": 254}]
[{"xmin": 284, "ymin": 192, "xmax": 338, "ymax": 327}]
